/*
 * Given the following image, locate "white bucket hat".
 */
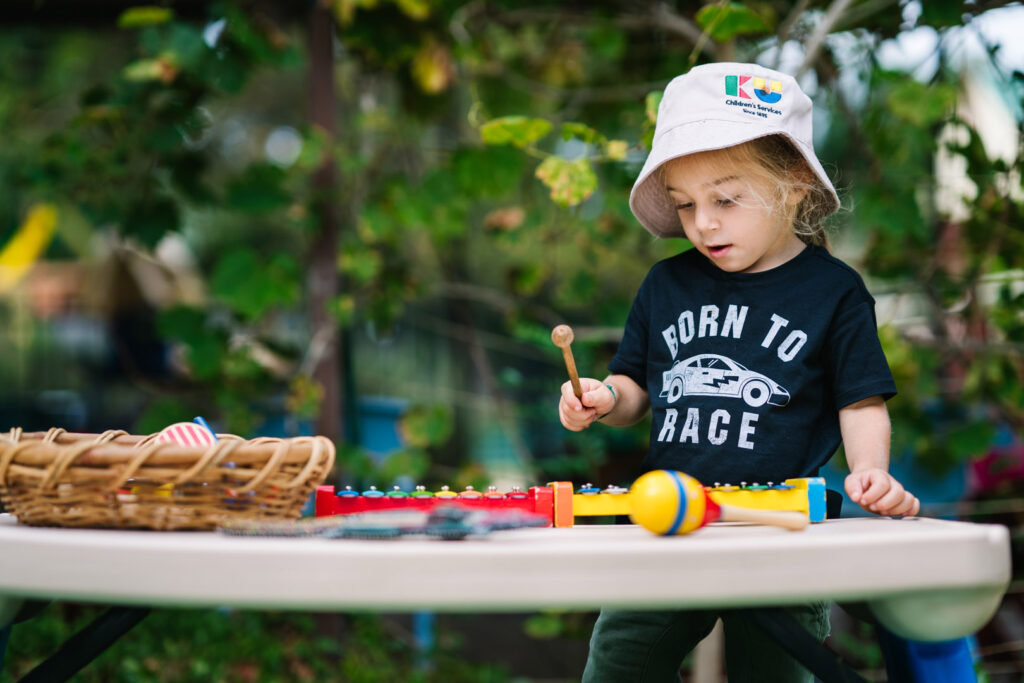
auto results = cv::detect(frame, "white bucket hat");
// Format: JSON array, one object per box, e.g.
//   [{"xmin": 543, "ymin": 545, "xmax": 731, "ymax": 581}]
[{"xmin": 629, "ymin": 62, "xmax": 840, "ymax": 238}]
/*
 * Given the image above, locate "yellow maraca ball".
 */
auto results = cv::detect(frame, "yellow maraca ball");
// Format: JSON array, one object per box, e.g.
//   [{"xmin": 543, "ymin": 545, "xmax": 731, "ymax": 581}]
[{"xmin": 629, "ymin": 470, "xmax": 714, "ymax": 536}]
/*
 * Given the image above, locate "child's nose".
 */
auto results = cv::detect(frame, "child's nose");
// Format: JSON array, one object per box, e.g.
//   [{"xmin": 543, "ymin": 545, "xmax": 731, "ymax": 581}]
[{"xmin": 694, "ymin": 205, "xmax": 718, "ymax": 232}]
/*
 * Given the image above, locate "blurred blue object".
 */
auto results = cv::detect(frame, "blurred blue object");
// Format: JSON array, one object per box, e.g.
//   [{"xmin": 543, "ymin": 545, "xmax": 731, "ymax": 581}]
[
  {"xmin": 822, "ymin": 455, "xmax": 966, "ymax": 519},
  {"xmin": 878, "ymin": 627, "xmax": 978, "ymax": 683},
  {"xmin": 357, "ymin": 396, "xmax": 407, "ymax": 460}
]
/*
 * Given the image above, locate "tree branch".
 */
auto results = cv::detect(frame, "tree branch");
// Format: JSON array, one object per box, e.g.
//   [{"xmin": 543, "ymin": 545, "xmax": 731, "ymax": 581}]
[
  {"xmin": 771, "ymin": 0, "xmax": 810, "ymax": 69},
  {"xmin": 796, "ymin": 0, "xmax": 858, "ymax": 79}
]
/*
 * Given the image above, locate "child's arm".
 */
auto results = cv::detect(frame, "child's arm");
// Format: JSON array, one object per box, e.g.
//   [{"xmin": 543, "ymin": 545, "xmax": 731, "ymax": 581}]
[
  {"xmin": 558, "ymin": 374, "xmax": 649, "ymax": 432},
  {"xmin": 839, "ymin": 395, "xmax": 920, "ymax": 517}
]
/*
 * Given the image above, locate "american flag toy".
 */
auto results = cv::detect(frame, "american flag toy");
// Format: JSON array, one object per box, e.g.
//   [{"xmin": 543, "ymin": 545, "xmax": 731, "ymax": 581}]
[{"xmin": 155, "ymin": 418, "xmax": 218, "ymax": 447}]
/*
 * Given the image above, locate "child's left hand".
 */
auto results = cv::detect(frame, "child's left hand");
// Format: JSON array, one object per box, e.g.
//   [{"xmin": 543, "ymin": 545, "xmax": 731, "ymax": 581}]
[{"xmin": 844, "ymin": 468, "xmax": 920, "ymax": 517}]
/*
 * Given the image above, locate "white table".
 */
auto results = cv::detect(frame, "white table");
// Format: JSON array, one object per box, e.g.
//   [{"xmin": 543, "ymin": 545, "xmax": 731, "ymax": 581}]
[{"xmin": 0, "ymin": 513, "xmax": 1010, "ymax": 642}]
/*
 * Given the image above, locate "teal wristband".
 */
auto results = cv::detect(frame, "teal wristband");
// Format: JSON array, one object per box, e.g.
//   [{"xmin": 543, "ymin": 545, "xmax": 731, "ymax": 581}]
[{"xmin": 598, "ymin": 383, "xmax": 617, "ymax": 420}]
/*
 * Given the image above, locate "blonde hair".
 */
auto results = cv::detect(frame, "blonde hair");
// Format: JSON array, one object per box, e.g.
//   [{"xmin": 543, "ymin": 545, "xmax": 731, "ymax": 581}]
[{"xmin": 660, "ymin": 135, "xmax": 835, "ymax": 248}]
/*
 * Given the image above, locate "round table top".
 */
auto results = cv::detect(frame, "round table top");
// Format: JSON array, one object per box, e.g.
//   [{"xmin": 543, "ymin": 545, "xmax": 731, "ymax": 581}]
[{"xmin": 0, "ymin": 514, "xmax": 1010, "ymax": 641}]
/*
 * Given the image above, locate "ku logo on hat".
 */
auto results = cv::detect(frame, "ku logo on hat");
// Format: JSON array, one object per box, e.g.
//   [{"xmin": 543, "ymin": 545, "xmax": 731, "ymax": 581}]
[{"xmin": 725, "ymin": 75, "xmax": 783, "ymax": 104}]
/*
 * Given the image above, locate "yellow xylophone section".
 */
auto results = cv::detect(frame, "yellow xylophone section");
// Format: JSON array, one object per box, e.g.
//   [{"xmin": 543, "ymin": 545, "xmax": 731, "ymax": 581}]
[
  {"xmin": 567, "ymin": 477, "xmax": 826, "ymax": 525},
  {"xmin": 707, "ymin": 479, "xmax": 821, "ymax": 519}
]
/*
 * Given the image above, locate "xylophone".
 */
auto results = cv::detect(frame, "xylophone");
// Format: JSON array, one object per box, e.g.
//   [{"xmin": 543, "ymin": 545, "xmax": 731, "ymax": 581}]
[{"xmin": 314, "ymin": 476, "xmax": 827, "ymax": 527}]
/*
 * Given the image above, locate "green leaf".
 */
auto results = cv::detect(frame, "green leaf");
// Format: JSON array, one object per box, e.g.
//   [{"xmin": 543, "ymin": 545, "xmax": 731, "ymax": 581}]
[
  {"xmin": 604, "ymin": 140, "xmax": 629, "ymax": 161},
  {"xmin": 157, "ymin": 306, "xmax": 207, "ymax": 344},
  {"xmin": 480, "ymin": 116, "xmax": 552, "ymax": 147},
  {"xmin": 156, "ymin": 308, "xmax": 227, "ymax": 381},
  {"xmin": 225, "ymin": 163, "xmax": 291, "ymax": 214},
  {"xmin": 451, "ymin": 146, "xmax": 526, "ymax": 196},
  {"xmin": 166, "ymin": 23, "xmax": 209, "ymax": 72},
  {"xmin": 286, "ymin": 375, "xmax": 323, "ymax": 420},
  {"xmin": 188, "ymin": 334, "xmax": 227, "ymax": 380},
  {"xmin": 222, "ymin": 349, "xmax": 265, "ymax": 383},
  {"xmin": 410, "ymin": 38, "xmax": 452, "ymax": 94},
  {"xmin": 918, "ymin": 0, "xmax": 966, "ymax": 28},
  {"xmin": 339, "ymin": 247, "xmax": 382, "ymax": 284},
  {"xmin": 946, "ymin": 421, "xmax": 996, "ymax": 460},
  {"xmin": 642, "ymin": 91, "xmax": 662, "ymax": 149},
  {"xmin": 584, "ymin": 22, "xmax": 627, "ymax": 60},
  {"xmin": 378, "ymin": 447, "xmax": 430, "ymax": 484},
  {"xmin": 560, "ymin": 122, "xmax": 604, "ymax": 145},
  {"xmin": 134, "ymin": 397, "xmax": 195, "ymax": 434},
  {"xmin": 696, "ymin": 3, "xmax": 771, "ymax": 42},
  {"xmin": 123, "ymin": 197, "xmax": 179, "ymax": 248},
  {"xmin": 887, "ymin": 81, "xmax": 956, "ymax": 127},
  {"xmin": 534, "ymin": 156, "xmax": 598, "ymax": 207},
  {"xmin": 644, "ymin": 91, "xmax": 662, "ymax": 124},
  {"xmin": 524, "ymin": 613, "xmax": 563, "ymax": 639},
  {"xmin": 329, "ymin": 294, "xmax": 356, "ymax": 326},
  {"xmin": 395, "ymin": 0, "xmax": 430, "ymax": 20},
  {"xmin": 168, "ymin": 151, "xmax": 215, "ymax": 204},
  {"xmin": 293, "ymin": 126, "xmax": 333, "ymax": 173},
  {"xmin": 117, "ymin": 6, "xmax": 174, "ymax": 28},
  {"xmin": 398, "ymin": 403, "xmax": 454, "ymax": 448},
  {"xmin": 122, "ymin": 56, "xmax": 177, "ymax": 83},
  {"xmin": 210, "ymin": 248, "xmax": 300, "ymax": 320}
]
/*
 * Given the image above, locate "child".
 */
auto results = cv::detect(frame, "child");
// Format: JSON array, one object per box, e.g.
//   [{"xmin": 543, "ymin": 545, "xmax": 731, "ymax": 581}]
[{"xmin": 557, "ymin": 62, "xmax": 920, "ymax": 682}]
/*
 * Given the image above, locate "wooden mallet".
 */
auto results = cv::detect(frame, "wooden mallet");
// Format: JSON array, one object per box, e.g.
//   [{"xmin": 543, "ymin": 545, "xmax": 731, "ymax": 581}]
[{"xmin": 551, "ymin": 324, "xmax": 583, "ymax": 400}]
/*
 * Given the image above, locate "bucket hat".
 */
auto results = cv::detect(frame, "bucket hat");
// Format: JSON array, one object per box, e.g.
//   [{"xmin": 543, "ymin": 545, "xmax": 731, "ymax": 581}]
[{"xmin": 629, "ymin": 62, "xmax": 840, "ymax": 238}]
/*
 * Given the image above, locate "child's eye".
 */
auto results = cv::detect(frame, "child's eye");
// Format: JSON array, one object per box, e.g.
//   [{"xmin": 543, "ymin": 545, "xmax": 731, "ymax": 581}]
[
  {"xmin": 716, "ymin": 196, "xmax": 737, "ymax": 207},
  {"xmin": 675, "ymin": 202, "xmax": 694, "ymax": 211}
]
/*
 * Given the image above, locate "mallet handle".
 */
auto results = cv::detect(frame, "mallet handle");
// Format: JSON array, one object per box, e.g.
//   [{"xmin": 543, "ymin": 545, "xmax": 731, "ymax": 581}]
[
  {"xmin": 551, "ymin": 324, "xmax": 583, "ymax": 400},
  {"xmin": 717, "ymin": 504, "xmax": 809, "ymax": 531},
  {"xmin": 561, "ymin": 348, "xmax": 583, "ymax": 400}
]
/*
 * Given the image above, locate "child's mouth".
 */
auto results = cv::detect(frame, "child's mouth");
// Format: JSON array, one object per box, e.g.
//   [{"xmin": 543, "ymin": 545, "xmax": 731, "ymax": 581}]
[{"xmin": 707, "ymin": 244, "xmax": 731, "ymax": 258}]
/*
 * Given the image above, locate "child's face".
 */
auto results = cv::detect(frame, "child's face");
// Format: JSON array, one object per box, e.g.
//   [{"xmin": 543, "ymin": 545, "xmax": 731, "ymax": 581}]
[{"xmin": 664, "ymin": 155, "xmax": 805, "ymax": 273}]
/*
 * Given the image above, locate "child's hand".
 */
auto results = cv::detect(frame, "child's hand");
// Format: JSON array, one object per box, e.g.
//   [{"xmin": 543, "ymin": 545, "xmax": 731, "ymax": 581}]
[
  {"xmin": 844, "ymin": 469, "xmax": 920, "ymax": 517},
  {"xmin": 558, "ymin": 378, "xmax": 616, "ymax": 432}
]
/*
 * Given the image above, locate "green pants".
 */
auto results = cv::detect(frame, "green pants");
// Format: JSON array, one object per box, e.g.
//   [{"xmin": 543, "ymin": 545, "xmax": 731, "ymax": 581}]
[{"xmin": 582, "ymin": 602, "xmax": 831, "ymax": 683}]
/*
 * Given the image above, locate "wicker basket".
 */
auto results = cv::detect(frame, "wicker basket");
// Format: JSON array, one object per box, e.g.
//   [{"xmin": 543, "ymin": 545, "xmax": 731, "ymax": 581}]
[{"xmin": 0, "ymin": 427, "xmax": 335, "ymax": 530}]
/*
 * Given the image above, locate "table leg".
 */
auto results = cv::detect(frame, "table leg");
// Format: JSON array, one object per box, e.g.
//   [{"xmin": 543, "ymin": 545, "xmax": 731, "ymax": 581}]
[
  {"xmin": 18, "ymin": 606, "xmax": 150, "ymax": 683},
  {"xmin": 1, "ymin": 623, "xmax": 10, "ymax": 673},
  {"xmin": 1, "ymin": 595, "xmax": 22, "ymax": 674},
  {"xmin": 0, "ymin": 597, "xmax": 23, "ymax": 630},
  {"xmin": 731, "ymin": 607, "xmax": 868, "ymax": 683}
]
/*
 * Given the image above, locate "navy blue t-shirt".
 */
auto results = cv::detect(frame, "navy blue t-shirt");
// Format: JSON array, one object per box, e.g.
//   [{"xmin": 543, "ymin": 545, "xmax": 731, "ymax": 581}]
[{"xmin": 608, "ymin": 244, "xmax": 895, "ymax": 485}]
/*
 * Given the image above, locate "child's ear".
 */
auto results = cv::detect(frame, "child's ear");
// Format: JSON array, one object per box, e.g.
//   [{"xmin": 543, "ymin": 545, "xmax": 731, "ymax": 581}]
[
  {"xmin": 786, "ymin": 186, "xmax": 808, "ymax": 206},
  {"xmin": 785, "ymin": 167, "xmax": 814, "ymax": 206}
]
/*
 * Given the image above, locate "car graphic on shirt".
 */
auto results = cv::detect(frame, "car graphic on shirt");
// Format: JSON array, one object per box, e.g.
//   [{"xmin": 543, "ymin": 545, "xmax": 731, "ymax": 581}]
[{"xmin": 660, "ymin": 353, "xmax": 790, "ymax": 408}]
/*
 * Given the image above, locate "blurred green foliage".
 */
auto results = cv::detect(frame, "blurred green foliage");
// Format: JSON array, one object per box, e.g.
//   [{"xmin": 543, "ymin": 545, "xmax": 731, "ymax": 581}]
[
  {"xmin": 1, "ymin": 1, "xmax": 1022, "ymax": 681},
  {"xmin": 0, "ymin": 0, "xmax": 1018, "ymax": 487},
  {"xmin": 0, "ymin": 605, "xmax": 511, "ymax": 682}
]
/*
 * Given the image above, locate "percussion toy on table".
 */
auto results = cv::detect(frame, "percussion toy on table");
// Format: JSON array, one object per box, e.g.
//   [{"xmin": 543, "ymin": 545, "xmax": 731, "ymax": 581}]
[
  {"xmin": 315, "ymin": 475, "xmax": 827, "ymax": 528},
  {"xmin": 629, "ymin": 470, "xmax": 808, "ymax": 534},
  {"xmin": 221, "ymin": 505, "xmax": 549, "ymax": 540}
]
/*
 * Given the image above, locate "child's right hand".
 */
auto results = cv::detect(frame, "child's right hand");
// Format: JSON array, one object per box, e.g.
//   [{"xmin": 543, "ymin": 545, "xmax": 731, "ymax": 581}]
[{"xmin": 558, "ymin": 378, "xmax": 616, "ymax": 431}]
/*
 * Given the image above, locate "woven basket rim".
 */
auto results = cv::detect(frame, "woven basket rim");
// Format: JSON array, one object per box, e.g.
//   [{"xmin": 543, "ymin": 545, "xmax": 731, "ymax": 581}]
[{"xmin": 0, "ymin": 429, "xmax": 336, "ymax": 530}]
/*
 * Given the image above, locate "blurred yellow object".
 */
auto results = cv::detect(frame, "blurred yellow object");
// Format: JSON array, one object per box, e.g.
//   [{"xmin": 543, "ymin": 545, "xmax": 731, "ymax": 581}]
[
  {"xmin": 629, "ymin": 470, "xmax": 709, "ymax": 536},
  {"xmin": 0, "ymin": 203, "xmax": 59, "ymax": 293}
]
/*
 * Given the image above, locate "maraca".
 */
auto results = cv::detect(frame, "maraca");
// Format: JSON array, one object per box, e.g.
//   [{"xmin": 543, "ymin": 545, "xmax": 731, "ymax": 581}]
[{"xmin": 629, "ymin": 470, "xmax": 809, "ymax": 535}]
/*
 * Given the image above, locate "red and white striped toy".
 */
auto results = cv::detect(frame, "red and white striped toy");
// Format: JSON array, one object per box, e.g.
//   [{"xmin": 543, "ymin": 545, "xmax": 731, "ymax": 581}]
[{"xmin": 155, "ymin": 421, "xmax": 218, "ymax": 447}]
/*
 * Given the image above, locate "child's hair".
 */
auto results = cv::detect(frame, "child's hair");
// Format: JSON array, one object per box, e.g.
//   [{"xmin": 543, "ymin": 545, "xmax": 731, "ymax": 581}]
[{"xmin": 661, "ymin": 134, "xmax": 835, "ymax": 248}]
